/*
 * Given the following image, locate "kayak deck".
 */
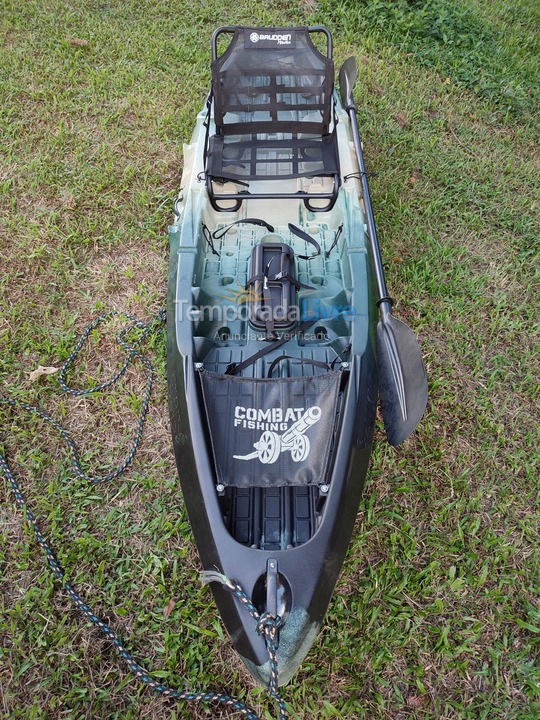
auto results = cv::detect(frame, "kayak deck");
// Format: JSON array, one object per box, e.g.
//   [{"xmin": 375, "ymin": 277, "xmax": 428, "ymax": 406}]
[
  {"xmin": 224, "ymin": 485, "xmax": 319, "ymax": 550},
  {"xmin": 191, "ymin": 219, "xmax": 350, "ymax": 550},
  {"xmin": 193, "ymin": 219, "xmax": 352, "ymax": 374}
]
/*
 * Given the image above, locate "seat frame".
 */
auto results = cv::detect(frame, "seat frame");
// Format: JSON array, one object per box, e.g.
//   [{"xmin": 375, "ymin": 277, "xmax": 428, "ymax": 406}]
[{"xmin": 204, "ymin": 26, "xmax": 341, "ymax": 213}]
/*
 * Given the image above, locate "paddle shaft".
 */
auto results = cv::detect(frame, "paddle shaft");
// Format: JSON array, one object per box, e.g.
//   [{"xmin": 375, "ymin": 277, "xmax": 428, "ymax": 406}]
[{"xmin": 346, "ymin": 102, "xmax": 392, "ymax": 321}]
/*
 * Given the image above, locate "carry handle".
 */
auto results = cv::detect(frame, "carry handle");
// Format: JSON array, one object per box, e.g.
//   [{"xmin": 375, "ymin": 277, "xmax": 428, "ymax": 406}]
[{"xmin": 211, "ymin": 25, "xmax": 332, "ymax": 61}]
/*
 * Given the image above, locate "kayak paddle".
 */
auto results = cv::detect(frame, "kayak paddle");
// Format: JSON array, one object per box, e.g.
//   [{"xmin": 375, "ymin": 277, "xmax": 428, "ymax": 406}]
[{"xmin": 339, "ymin": 56, "xmax": 428, "ymax": 445}]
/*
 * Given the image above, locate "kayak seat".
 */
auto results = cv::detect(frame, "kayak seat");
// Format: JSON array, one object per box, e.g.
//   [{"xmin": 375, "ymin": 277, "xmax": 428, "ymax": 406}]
[{"xmin": 205, "ymin": 26, "xmax": 341, "ymax": 212}]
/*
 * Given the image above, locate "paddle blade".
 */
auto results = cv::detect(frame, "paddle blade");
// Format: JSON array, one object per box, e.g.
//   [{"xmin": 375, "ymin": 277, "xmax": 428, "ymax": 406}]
[
  {"xmin": 377, "ymin": 315, "xmax": 428, "ymax": 446},
  {"xmin": 339, "ymin": 56, "xmax": 358, "ymax": 107}
]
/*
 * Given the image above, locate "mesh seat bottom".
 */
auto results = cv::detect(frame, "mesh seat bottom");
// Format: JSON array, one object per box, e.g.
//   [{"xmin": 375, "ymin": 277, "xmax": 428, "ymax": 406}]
[{"xmin": 207, "ymin": 129, "xmax": 339, "ymax": 183}]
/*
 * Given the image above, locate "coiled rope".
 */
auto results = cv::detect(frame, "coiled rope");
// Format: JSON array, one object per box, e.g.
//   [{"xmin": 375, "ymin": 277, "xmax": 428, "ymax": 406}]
[{"xmin": 0, "ymin": 310, "xmax": 287, "ymax": 720}]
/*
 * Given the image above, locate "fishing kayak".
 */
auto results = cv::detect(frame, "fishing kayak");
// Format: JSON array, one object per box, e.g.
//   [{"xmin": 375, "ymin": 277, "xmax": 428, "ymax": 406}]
[{"xmin": 167, "ymin": 25, "xmax": 427, "ymax": 687}]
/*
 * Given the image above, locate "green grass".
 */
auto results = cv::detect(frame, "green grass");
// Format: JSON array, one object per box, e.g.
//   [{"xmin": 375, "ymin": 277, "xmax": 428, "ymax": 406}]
[{"xmin": 0, "ymin": 1, "xmax": 538, "ymax": 718}]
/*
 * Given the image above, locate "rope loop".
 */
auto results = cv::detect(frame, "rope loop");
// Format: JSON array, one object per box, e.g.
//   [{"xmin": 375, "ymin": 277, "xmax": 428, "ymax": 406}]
[
  {"xmin": 1, "ymin": 308, "xmax": 290, "ymax": 720},
  {"xmin": 257, "ymin": 612, "xmax": 285, "ymax": 637}
]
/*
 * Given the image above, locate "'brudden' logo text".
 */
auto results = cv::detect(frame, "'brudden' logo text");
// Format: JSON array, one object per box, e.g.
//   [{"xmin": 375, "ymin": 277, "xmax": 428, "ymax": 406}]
[{"xmin": 249, "ymin": 32, "xmax": 292, "ymax": 46}]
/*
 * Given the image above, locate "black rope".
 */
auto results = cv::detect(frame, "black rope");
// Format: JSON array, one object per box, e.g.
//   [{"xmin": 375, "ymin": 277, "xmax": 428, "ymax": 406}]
[
  {"xmin": 343, "ymin": 170, "xmax": 378, "ymax": 182},
  {"xmin": 325, "ymin": 224, "xmax": 343, "ymax": 258},
  {"xmin": 201, "ymin": 572, "xmax": 288, "ymax": 720},
  {"xmin": 376, "ymin": 296, "xmax": 395, "ymax": 308},
  {"xmin": 0, "ymin": 309, "xmax": 288, "ymax": 720},
  {"xmin": 202, "ymin": 222, "xmax": 220, "ymax": 257}
]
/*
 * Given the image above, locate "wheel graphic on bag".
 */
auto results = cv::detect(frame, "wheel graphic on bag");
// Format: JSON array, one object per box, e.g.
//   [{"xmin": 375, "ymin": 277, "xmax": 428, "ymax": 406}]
[
  {"xmin": 290, "ymin": 435, "xmax": 310, "ymax": 463},
  {"xmin": 257, "ymin": 430, "xmax": 281, "ymax": 464},
  {"xmin": 232, "ymin": 406, "xmax": 323, "ymax": 464}
]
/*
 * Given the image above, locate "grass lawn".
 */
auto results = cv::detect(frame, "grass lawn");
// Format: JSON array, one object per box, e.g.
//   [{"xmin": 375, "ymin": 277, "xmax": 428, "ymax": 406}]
[{"xmin": 0, "ymin": 1, "xmax": 538, "ymax": 718}]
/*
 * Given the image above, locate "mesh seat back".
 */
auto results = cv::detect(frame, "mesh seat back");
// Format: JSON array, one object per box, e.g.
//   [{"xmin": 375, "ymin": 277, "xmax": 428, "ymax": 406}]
[{"xmin": 212, "ymin": 27, "xmax": 334, "ymax": 138}]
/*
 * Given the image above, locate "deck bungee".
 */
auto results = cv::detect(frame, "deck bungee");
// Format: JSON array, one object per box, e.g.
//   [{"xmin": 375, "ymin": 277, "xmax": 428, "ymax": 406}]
[{"xmin": 168, "ymin": 24, "xmax": 428, "ymax": 693}]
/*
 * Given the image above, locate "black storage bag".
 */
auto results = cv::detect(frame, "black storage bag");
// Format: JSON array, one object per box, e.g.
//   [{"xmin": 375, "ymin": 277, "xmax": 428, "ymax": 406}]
[{"xmin": 199, "ymin": 369, "xmax": 341, "ymax": 488}]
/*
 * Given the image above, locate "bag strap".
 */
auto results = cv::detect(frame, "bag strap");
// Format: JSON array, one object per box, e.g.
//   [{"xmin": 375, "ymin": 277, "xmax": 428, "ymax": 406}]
[
  {"xmin": 273, "ymin": 272, "xmax": 314, "ymax": 291},
  {"xmin": 288, "ymin": 223, "xmax": 321, "ymax": 260},
  {"xmin": 267, "ymin": 354, "xmax": 330, "ymax": 378},
  {"xmin": 246, "ymin": 271, "xmax": 313, "ymax": 292},
  {"xmin": 225, "ymin": 319, "xmax": 315, "ymax": 375},
  {"xmin": 268, "ymin": 342, "xmax": 352, "ymax": 377},
  {"xmin": 213, "ymin": 218, "xmax": 275, "ymax": 241}
]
